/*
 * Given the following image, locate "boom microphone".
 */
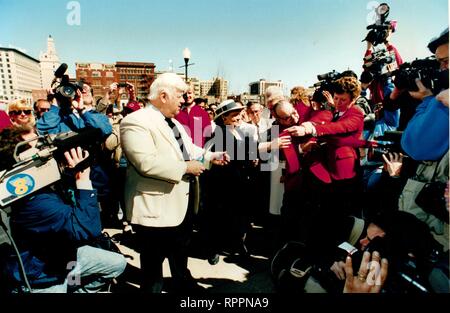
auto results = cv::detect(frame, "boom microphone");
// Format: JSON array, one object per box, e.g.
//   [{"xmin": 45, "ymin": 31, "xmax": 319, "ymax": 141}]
[{"xmin": 54, "ymin": 63, "xmax": 68, "ymax": 79}]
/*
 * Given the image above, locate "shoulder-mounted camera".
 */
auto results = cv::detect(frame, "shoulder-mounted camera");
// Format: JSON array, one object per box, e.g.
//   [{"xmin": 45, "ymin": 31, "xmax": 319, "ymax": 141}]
[{"xmin": 0, "ymin": 128, "xmax": 102, "ymax": 207}]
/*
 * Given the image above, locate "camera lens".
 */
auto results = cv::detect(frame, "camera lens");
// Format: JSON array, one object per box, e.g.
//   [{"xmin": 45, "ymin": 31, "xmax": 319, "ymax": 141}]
[{"xmin": 60, "ymin": 86, "xmax": 76, "ymax": 98}]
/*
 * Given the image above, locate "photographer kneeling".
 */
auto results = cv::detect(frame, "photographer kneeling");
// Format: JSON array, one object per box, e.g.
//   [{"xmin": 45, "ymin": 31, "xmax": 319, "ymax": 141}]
[
  {"xmin": 308, "ymin": 211, "xmax": 444, "ymax": 293},
  {"xmin": 0, "ymin": 128, "xmax": 126, "ymax": 293}
]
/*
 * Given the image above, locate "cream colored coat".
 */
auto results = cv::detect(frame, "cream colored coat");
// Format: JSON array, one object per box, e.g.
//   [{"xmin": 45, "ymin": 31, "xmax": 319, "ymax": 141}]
[{"xmin": 120, "ymin": 105, "xmax": 205, "ymax": 227}]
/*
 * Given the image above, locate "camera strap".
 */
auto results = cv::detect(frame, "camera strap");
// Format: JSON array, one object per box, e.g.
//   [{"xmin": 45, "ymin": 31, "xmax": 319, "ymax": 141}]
[{"xmin": 348, "ymin": 217, "xmax": 365, "ymax": 246}]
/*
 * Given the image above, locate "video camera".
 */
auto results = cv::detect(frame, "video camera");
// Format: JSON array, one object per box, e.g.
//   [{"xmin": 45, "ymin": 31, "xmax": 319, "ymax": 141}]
[
  {"xmin": 312, "ymin": 70, "xmax": 342, "ymax": 103},
  {"xmin": 367, "ymin": 130, "xmax": 404, "ymax": 163},
  {"xmin": 337, "ymin": 235, "xmax": 442, "ymax": 293},
  {"xmin": 0, "ymin": 128, "xmax": 103, "ymax": 208},
  {"xmin": 363, "ymin": 47, "xmax": 398, "ymax": 79},
  {"xmin": 393, "ymin": 57, "xmax": 449, "ymax": 94},
  {"xmin": 363, "ymin": 3, "xmax": 393, "ymax": 46},
  {"xmin": 51, "ymin": 63, "xmax": 84, "ymax": 110}
]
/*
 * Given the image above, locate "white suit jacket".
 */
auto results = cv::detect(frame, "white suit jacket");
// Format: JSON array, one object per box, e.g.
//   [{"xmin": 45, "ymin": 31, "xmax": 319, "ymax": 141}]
[{"xmin": 120, "ymin": 105, "xmax": 205, "ymax": 227}]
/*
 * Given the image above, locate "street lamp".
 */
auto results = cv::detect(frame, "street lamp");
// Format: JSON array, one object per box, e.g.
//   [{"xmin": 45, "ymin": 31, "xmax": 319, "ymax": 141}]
[{"xmin": 180, "ymin": 47, "xmax": 195, "ymax": 82}]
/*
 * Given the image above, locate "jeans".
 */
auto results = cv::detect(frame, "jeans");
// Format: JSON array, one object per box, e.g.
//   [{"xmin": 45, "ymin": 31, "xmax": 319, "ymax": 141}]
[{"xmin": 30, "ymin": 245, "xmax": 126, "ymax": 293}]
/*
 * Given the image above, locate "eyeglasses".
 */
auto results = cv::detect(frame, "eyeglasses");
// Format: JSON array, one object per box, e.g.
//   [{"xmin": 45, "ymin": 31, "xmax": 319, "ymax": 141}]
[
  {"xmin": 38, "ymin": 108, "xmax": 50, "ymax": 113},
  {"xmin": 10, "ymin": 110, "xmax": 32, "ymax": 116},
  {"xmin": 277, "ymin": 111, "xmax": 296, "ymax": 122}
]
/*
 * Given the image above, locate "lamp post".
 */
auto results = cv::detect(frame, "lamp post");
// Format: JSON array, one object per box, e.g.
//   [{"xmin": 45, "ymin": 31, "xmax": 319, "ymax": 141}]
[
  {"xmin": 183, "ymin": 48, "xmax": 191, "ymax": 82},
  {"xmin": 180, "ymin": 48, "xmax": 195, "ymax": 83}
]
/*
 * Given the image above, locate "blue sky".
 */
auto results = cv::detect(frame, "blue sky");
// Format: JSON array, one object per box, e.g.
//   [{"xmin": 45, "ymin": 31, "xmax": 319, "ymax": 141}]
[{"xmin": 0, "ymin": 0, "xmax": 448, "ymax": 94}]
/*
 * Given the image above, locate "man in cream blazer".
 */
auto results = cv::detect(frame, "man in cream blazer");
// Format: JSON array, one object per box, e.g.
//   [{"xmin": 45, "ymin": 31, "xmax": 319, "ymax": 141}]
[{"xmin": 120, "ymin": 73, "xmax": 227, "ymax": 293}]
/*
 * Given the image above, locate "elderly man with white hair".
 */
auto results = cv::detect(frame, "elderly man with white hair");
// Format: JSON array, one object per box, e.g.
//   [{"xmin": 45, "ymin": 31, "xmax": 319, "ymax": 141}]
[{"xmin": 120, "ymin": 73, "xmax": 228, "ymax": 293}]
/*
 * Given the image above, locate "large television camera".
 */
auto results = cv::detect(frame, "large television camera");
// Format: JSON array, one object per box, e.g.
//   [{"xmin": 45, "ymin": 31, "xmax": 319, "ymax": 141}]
[
  {"xmin": 0, "ymin": 128, "xmax": 102, "ymax": 207},
  {"xmin": 51, "ymin": 63, "xmax": 84, "ymax": 110},
  {"xmin": 363, "ymin": 47, "xmax": 398, "ymax": 79},
  {"xmin": 363, "ymin": 3, "xmax": 393, "ymax": 46},
  {"xmin": 393, "ymin": 57, "xmax": 449, "ymax": 94},
  {"xmin": 312, "ymin": 70, "xmax": 342, "ymax": 103}
]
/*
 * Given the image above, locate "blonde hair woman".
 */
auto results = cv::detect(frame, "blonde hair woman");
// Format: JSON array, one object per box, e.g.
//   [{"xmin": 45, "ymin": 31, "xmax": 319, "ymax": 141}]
[
  {"xmin": 8, "ymin": 99, "xmax": 38, "ymax": 146},
  {"xmin": 8, "ymin": 99, "xmax": 36, "ymax": 130}
]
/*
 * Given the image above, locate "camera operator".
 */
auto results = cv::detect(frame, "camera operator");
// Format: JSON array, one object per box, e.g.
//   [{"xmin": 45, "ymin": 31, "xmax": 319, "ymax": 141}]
[
  {"xmin": 363, "ymin": 4, "xmax": 403, "ymax": 106},
  {"xmin": 96, "ymin": 82, "xmax": 137, "ymax": 115},
  {"xmin": 0, "ymin": 128, "xmax": 126, "ymax": 293},
  {"xmin": 401, "ymin": 28, "xmax": 449, "ymax": 161},
  {"xmin": 309, "ymin": 211, "xmax": 444, "ymax": 294},
  {"xmin": 37, "ymin": 70, "xmax": 116, "ymax": 227},
  {"xmin": 37, "ymin": 82, "xmax": 112, "ymax": 138},
  {"xmin": 395, "ymin": 31, "xmax": 449, "ymax": 254}
]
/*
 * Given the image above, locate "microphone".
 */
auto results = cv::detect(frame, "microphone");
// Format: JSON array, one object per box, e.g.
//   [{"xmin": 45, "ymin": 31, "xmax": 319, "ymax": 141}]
[{"xmin": 54, "ymin": 63, "xmax": 68, "ymax": 78}]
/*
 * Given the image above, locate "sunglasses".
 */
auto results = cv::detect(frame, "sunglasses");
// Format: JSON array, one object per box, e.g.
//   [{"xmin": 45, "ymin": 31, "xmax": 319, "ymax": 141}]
[
  {"xmin": 10, "ymin": 110, "xmax": 32, "ymax": 116},
  {"xmin": 39, "ymin": 108, "xmax": 50, "ymax": 113}
]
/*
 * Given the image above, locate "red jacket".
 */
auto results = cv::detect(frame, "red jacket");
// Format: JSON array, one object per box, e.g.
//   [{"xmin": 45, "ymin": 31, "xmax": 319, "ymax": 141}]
[
  {"xmin": 175, "ymin": 105, "xmax": 211, "ymax": 148},
  {"xmin": 293, "ymin": 100, "xmax": 312, "ymax": 124},
  {"xmin": 0, "ymin": 110, "xmax": 11, "ymax": 131},
  {"xmin": 314, "ymin": 106, "xmax": 364, "ymax": 181},
  {"xmin": 303, "ymin": 110, "xmax": 333, "ymax": 183}
]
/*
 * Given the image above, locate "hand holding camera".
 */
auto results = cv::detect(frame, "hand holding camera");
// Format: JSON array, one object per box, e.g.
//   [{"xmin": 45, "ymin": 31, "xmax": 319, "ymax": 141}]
[
  {"xmin": 64, "ymin": 147, "xmax": 90, "ymax": 181},
  {"xmin": 116, "ymin": 82, "xmax": 136, "ymax": 100},
  {"xmin": 71, "ymin": 89, "xmax": 85, "ymax": 112},
  {"xmin": 408, "ymin": 79, "xmax": 434, "ymax": 100},
  {"xmin": 343, "ymin": 251, "xmax": 388, "ymax": 293}
]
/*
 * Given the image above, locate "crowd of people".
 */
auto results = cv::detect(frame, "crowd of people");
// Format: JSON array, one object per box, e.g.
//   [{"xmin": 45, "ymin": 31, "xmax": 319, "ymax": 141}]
[{"xmin": 0, "ymin": 26, "xmax": 448, "ymax": 294}]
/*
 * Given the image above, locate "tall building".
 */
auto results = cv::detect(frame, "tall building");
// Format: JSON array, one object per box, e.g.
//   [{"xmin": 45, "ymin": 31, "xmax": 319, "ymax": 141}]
[
  {"xmin": 249, "ymin": 79, "xmax": 284, "ymax": 95},
  {"xmin": 0, "ymin": 48, "xmax": 41, "ymax": 104},
  {"xmin": 39, "ymin": 35, "xmax": 60, "ymax": 89},
  {"xmin": 249, "ymin": 79, "xmax": 284, "ymax": 106},
  {"xmin": 76, "ymin": 61, "xmax": 156, "ymax": 102},
  {"xmin": 116, "ymin": 62, "xmax": 156, "ymax": 100},
  {"xmin": 76, "ymin": 63, "xmax": 117, "ymax": 102},
  {"xmin": 188, "ymin": 77, "xmax": 201, "ymax": 99},
  {"xmin": 200, "ymin": 77, "xmax": 228, "ymax": 103}
]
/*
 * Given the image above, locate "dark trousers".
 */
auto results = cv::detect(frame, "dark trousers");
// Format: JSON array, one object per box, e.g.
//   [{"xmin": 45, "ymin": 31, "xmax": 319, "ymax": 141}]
[{"xmin": 134, "ymin": 207, "xmax": 194, "ymax": 293}]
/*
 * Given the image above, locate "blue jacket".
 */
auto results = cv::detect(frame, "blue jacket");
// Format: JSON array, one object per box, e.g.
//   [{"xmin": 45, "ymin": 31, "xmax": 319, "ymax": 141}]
[
  {"xmin": 36, "ymin": 105, "xmax": 113, "ymax": 196},
  {"xmin": 36, "ymin": 105, "xmax": 112, "ymax": 137},
  {"xmin": 401, "ymin": 96, "xmax": 449, "ymax": 161},
  {"xmin": 6, "ymin": 187, "xmax": 102, "ymax": 288}
]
